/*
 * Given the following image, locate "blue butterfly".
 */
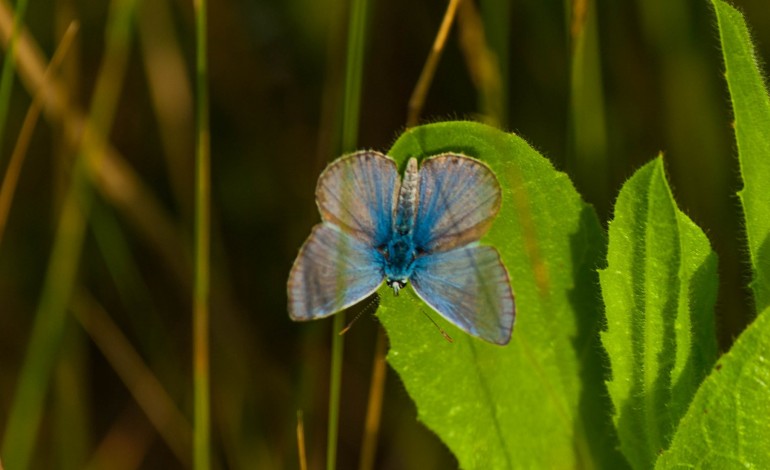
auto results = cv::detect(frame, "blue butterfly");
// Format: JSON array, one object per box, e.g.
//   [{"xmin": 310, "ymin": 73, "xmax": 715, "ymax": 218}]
[{"xmin": 287, "ymin": 150, "xmax": 515, "ymax": 345}]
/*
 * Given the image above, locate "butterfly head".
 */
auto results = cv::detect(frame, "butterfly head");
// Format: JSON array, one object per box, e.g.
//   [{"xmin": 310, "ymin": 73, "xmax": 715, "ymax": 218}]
[
  {"xmin": 381, "ymin": 234, "xmax": 417, "ymax": 297},
  {"xmin": 386, "ymin": 279, "xmax": 408, "ymax": 296}
]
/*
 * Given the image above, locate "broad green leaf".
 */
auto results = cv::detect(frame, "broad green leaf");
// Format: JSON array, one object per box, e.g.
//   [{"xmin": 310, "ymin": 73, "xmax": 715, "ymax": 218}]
[
  {"xmin": 377, "ymin": 121, "xmax": 625, "ymax": 469},
  {"xmin": 656, "ymin": 306, "xmax": 770, "ymax": 468},
  {"xmin": 713, "ymin": 0, "xmax": 770, "ymax": 313},
  {"xmin": 599, "ymin": 158, "xmax": 718, "ymax": 469}
]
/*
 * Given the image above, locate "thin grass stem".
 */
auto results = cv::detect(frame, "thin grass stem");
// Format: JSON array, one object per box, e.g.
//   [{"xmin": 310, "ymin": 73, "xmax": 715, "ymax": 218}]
[
  {"xmin": 0, "ymin": 0, "xmax": 30, "ymax": 163},
  {"xmin": 478, "ymin": 0, "xmax": 510, "ymax": 126},
  {"xmin": 137, "ymin": 0, "xmax": 194, "ymax": 217},
  {"xmin": 71, "ymin": 292, "xmax": 192, "ymax": 466},
  {"xmin": 327, "ymin": 313, "xmax": 346, "ymax": 470},
  {"xmin": 297, "ymin": 411, "xmax": 308, "ymax": 470},
  {"xmin": 358, "ymin": 327, "xmax": 387, "ymax": 470},
  {"xmin": 192, "ymin": 0, "xmax": 211, "ymax": 467},
  {"xmin": 340, "ymin": 0, "xmax": 369, "ymax": 152},
  {"xmin": 85, "ymin": 408, "xmax": 154, "ymax": 470},
  {"xmin": 567, "ymin": 0, "xmax": 608, "ymax": 215},
  {"xmin": 53, "ymin": 323, "xmax": 89, "ymax": 469},
  {"xmin": 457, "ymin": 0, "xmax": 504, "ymax": 126},
  {"xmin": 327, "ymin": 0, "xmax": 371, "ymax": 467},
  {"xmin": 407, "ymin": 0, "xmax": 462, "ymax": 128},
  {"xmin": 0, "ymin": 21, "xmax": 78, "ymax": 249}
]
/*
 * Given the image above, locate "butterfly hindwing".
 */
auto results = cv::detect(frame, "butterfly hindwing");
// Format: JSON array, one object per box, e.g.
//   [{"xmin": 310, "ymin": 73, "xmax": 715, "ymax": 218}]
[
  {"xmin": 410, "ymin": 244, "xmax": 515, "ymax": 344},
  {"xmin": 414, "ymin": 154, "xmax": 502, "ymax": 252},
  {"xmin": 288, "ymin": 224, "xmax": 384, "ymax": 321},
  {"xmin": 316, "ymin": 150, "xmax": 398, "ymax": 247}
]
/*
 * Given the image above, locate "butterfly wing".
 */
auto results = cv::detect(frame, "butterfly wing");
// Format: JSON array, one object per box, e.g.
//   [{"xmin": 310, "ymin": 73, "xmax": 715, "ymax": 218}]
[
  {"xmin": 288, "ymin": 224, "xmax": 384, "ymax": 320},
  {"xmin": 414, "ymin": 154, "xmax": 501, "ymax": 252},
  {"xmin": 410, "ymin": 245, "xmax": 515, "ymax": 344},
  {"xmin": 316, "ymin": 151, "xmax": 398, "ymax": 247}
]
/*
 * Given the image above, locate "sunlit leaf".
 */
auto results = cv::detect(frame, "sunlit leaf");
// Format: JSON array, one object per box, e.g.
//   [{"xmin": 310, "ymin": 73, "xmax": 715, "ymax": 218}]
[
  {"xmin": 377, "ymin": 121, "xmax": 625, "ymax": 469},
  {"xmin": 656, "ymin": 306, "xmax": 770, "ymax": 468},
  {"xmin": 713, "ymin": 0, "xmax": 770, "ymax": 313},
  {"xmin": 599, "ymin": 158, "xmax": 717, "ymax": 469}
]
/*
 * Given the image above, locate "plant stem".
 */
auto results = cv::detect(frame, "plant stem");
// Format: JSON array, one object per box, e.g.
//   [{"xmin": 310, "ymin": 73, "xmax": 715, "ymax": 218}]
[
  {"xmin": 358, "ymin": 327, "xmax": 387, "ymax": 470},
  {"xmin": 407, "ymin": 0, "xmax": 462, "ymax": 128},
  {"xmin": 297, "ymin": 410, "xmax": 308, "ymax": 470},
  {"xmin": 0, "ymin": 21, "xmax": 78, "ymax": 249},
  {"xmin": 328, "ymin": 0, "xmax": 370, "ymax": 467},
  {"xmin": 327, "ymin": 314, "xmax": 346, "ymax": 470},
  {"xmin": 567, "ymin": 0, "xmax": 609, "ymax": 216},
  {"xmin": 0, "ymin": 0, "xmax": 30, "ymax": 165},
  {"xmin": 193, "ymin": 0, "xmax": 211, "ymax": 467},
  {"xmin": 340, "ymin": 0, "xmax": 369, "ymax": 152}
]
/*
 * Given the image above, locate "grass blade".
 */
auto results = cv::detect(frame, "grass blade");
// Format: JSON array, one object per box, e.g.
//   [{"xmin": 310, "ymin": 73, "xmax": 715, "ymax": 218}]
[
  {"xmin": 358, "ymin": 328, "xmax": 387, "ymax": 470},
  {"xmin": 0, "ymin": 21, "xmax": 78, "ymax": 249},
  {"xmin": 567, "ymin": 0, "xmax": 609, "ymax": 215},
  {"xmin": 479, "ymin": 0, "xmax": 510, "ymax": 126},
  {"xmin": 406, "ymin": 0, "xmax": 461, "ymax": 128},
  {"xmin": 325, "ymin": 0, "xmax": 371, "ymax": 467},
  {"xmin": 0, "ymin": 0, "xmax": 30, "ymax": 163},
  {"xmin": 137, "ymin": 0, "xmax": 194, "ymax": 217},
  {"xmin": 296, "ymin": 411, "xmax": 308, "ymax": 470},
  {"xmin": 193, "ymin": 0, "xmax": 211, "ymax": 467},
  {"xmin": 457, "ymin": 0, "xmax": 505, "ymax": 127},
  {"xmin": 72, "ymin": 293, "xmax": 192, "ymax": 465}
]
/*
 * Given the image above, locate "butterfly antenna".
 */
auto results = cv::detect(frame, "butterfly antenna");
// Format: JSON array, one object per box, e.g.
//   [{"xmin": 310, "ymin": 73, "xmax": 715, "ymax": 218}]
[
  {"xmin": 339, "ymin": 294, "xmax": 380, "ymax": 336},
  {"xmin": 420, "ymin": 308, "xmax": 454, "ymax": 343}
]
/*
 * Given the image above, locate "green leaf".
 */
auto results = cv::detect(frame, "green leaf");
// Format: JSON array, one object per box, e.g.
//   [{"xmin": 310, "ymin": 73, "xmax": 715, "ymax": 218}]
[
  {"xmin": 599, "ymin": 158, "xmax": 718, "ymax": 469},
  {"xmin": 713, "ymin": 0, "xmax": 770, "ymax": 313},
  {"xmin": 656, "ymin": 306, "xmax": 770, "ymax": 468},
  {"xmin": 377, "ymin": 121, "xmax": 624, "ymax": 469}
]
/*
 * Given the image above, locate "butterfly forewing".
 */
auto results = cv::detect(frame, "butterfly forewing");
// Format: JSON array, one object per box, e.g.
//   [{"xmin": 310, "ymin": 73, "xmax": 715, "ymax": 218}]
[
  {"xmin": 288, "ymin": 224, "xmax": 384, "ymax": 321},
  {"xmin": 410, "ymin": 245, "xmax": 515, "ymax": 344},
  {"xmin": 316, "ymin": 151, "xmax": 398, "ymax": 246},
  {"xmin": 414, "ymin": 154, "xmax": 502, "ymax": 252}
]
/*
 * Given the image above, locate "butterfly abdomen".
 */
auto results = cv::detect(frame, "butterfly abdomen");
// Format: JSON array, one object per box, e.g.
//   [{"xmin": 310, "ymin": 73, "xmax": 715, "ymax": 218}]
[
  {"xmin": 382, "ymin": 159, "xmax": 421, "ymax": 285},
  {"xmin": 394, "ymin": 158, "xmax": 419, "ymax": 235}
]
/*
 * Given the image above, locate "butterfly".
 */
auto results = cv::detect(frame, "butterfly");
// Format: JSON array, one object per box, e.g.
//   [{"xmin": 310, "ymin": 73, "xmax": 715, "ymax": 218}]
[{"xmin": 287, "ymin": 150, "xmax": 515, "ymax": 345}]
